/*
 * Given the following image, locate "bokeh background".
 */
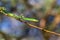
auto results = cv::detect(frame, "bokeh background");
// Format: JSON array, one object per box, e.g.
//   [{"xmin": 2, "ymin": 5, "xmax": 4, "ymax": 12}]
[{"xmin": 0, "ymin": 0, "xmax": 60, "ymax": 40}]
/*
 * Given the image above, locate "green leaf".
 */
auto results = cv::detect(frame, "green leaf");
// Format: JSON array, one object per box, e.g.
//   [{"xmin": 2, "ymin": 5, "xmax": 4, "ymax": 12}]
[
  {"xmin": 22, "ymin": 17, "xmax": 38, "ymax": 22},
  {"xmin": 8, "ymin": 13, "xmax": 14, "ymax": 16}
]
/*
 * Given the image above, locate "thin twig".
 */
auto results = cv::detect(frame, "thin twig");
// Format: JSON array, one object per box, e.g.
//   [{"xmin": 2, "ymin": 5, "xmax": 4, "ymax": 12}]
[{"xmin": 0, "ymin": 9, "xmax": 60, "ymax": 36}]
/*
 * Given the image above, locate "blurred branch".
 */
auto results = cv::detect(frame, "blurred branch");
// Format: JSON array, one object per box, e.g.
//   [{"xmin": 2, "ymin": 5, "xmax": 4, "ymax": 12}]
[
  {"xmin": 45, "ymin": 0, "xmax": 57, "ymax": 15},
  {"xmin": 0, "ymin": 32, "xmax": 11, "ymax": 40},
  {"xmin": 0, "ymin": 10, "xmax": 60, "ymax": 36}
]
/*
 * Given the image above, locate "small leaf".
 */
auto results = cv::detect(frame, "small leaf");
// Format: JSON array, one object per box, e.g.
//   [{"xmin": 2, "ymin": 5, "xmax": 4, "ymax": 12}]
[
  {"xmin": 23, "ymin": 17, "xmax": 38, "ymax": 22},
  {"xmin": 8, "ymin": 13, "xmax": 14, "ymax": 16}
]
